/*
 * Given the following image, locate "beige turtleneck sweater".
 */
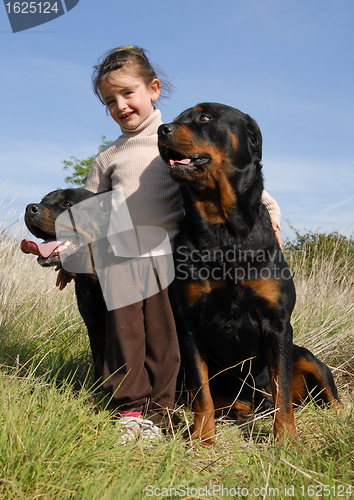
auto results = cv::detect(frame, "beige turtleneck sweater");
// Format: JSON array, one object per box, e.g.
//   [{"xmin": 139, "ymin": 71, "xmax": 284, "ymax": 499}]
[
  {"xmin": 86, "ymin": 109, "xmax": 281, "ymax": 253},
  {"xmin": 86, "ymin": 110, "xmax": 183, "ymax": 255}
]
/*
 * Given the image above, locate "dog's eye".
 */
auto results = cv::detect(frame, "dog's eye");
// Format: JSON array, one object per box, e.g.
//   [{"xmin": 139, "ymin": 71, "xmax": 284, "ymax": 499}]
[
  {"xmin": 199, "ymin": 115, "xmax": 210, "ymax": 122},
  {"xmin": 62, "ymin": 201, "xmax": 73, "ymax": 208}
]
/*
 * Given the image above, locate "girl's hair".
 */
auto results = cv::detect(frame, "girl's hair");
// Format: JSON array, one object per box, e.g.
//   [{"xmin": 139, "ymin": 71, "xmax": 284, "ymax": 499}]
[{"xmin": 92, "ymin": 45, "xmax": 173, "ymax": 105}]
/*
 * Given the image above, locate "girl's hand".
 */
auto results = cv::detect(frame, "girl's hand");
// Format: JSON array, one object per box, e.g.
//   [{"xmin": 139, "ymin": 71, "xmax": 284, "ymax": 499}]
[
  {"xmin": 272, "ymin": 223, "xmax": 283, "ymax": 252},
  {"xmin": 55, "ymin": 266, "xmax": 73, "ymax": 290}
]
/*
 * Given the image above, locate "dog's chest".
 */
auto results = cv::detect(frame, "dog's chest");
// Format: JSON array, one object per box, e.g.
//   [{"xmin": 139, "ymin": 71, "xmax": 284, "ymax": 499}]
[{"xmin": 173, "ymin": 239, "xmax": 285, "ymax": 331}]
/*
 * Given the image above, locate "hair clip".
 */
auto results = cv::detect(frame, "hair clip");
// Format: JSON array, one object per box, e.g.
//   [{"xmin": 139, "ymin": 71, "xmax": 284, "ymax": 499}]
[{"xmin": 116, "ymin": 45, "xmax": 134, "ymax": 52}]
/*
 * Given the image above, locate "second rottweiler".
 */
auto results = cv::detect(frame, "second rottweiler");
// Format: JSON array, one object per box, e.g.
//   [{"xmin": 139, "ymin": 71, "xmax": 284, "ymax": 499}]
[{"xmin": 22, "ymin": 188, "xmax": 108, "ymax": 382}]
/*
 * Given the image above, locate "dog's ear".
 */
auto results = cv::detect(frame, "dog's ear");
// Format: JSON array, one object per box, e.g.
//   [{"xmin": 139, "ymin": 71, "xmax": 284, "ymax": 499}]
[{"xmin": 246, "ymin": 116, "xmax": 262, "ymax": 162}]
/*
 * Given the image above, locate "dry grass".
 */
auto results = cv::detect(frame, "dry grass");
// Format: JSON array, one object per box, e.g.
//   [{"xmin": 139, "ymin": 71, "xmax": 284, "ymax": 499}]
[{"xmin": 286, "ymin": 236, "xmax": 354, "ymax": 395}]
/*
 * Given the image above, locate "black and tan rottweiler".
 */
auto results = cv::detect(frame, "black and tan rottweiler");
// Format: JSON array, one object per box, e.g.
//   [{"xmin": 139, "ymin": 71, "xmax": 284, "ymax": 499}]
[
  {"xmin": 21, "ymin": 188, "xmax": 108, "ymax": 382},
  {"xmin": 158, "ymin": 102, "xmax": 339, "ymax": 443}
]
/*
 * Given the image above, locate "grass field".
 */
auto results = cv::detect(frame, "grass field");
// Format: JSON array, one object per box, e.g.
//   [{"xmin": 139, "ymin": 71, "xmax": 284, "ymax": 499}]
[{"xmin": 0, "ymin": 224, "xmax": 353, "ymax": 499}]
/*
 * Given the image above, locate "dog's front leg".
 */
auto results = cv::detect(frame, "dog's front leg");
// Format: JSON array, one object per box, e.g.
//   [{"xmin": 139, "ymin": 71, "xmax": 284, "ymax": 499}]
[
  {"xmin": 264, "ymin": 321, "xmax": 296, "ymax": 440},
  {"xmin": 181, "ymin": 333, "xmax": 216, "ymax": 444},
  {"xmin": 191, "ymin": 355, "xmax": 216, "ymax": 444}
]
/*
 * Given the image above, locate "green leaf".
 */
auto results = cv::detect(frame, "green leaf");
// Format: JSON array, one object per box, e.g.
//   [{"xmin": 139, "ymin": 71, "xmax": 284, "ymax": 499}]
[{"xmin": 62, "ymin": 136, "xmax": 111, "ymax": 188}]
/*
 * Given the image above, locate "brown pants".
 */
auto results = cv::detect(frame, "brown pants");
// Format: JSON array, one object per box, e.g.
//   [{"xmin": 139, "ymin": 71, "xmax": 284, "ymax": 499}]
[{"xmin": 101, "ymin": 258, "xmax": 180, "ymax": 425}]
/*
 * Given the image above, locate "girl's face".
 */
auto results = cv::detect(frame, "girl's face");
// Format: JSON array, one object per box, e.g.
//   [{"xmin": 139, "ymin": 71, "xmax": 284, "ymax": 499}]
[{"xmin": 99, "ymin": 67, "xmax": 160, "ymax": 130}]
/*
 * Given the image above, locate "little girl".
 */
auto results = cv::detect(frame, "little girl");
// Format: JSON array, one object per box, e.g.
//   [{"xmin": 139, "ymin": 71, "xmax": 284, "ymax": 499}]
[
  {"xmin": 85, "ymin": 46, "xmax": 183, "ymax": 435},
  {"xmin": 66, "ymin": 46, "xmax": 283, "ymax": 439}
]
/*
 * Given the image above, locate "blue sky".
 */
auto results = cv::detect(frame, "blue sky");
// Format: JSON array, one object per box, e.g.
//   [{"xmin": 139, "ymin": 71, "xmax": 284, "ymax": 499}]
[{"xmin": 1, "ymin": 0, "xmax": 353, "ymax": 241}]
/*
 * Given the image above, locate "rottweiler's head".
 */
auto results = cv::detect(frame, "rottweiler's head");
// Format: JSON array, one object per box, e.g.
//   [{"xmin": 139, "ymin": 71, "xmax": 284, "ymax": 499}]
[
  {"xmin": 158, "ymin": 103, "xmax": 262, "ymax": 187},
  {"xmin": 22, "ymin": 188, "xmax": 107, "ymax": 269}
]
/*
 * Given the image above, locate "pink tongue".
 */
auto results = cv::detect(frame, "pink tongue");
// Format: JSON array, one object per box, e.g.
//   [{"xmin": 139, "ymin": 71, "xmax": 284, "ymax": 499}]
[
  {"xmin": 168, "ymin": 158, "xmax": 191, "ymax": 167},
  {"xmin": 20, "ymin": 239, "xmax": 62, "ymax": 258}
]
